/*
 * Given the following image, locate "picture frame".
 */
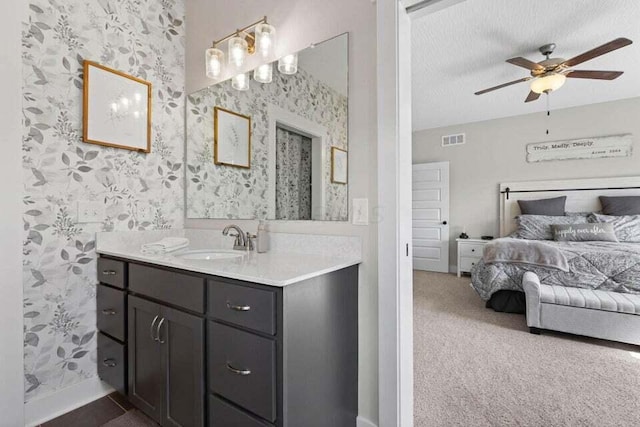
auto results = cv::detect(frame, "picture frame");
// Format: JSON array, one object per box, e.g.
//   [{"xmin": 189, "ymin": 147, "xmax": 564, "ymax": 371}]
[
  {"xmin": 83, "ymin": 61, "xmax": 152, "ymax": 153},
  {"xmin": 331, "ymin": 146, "xmax": 348, "ymax": 184},
  {"xmin": 214, "ymin": 106, "xmax": 252, "ymax": 169}
]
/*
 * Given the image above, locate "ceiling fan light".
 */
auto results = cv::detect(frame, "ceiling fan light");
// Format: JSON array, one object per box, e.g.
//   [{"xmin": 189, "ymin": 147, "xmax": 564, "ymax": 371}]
[{"xmin": 530, "ymin": 73, "xmax": 567, "ymax": 94}]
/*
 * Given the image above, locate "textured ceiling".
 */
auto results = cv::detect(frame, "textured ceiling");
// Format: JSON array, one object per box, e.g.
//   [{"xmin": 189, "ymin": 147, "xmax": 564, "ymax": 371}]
[{"xmin": 411, "ymin": 0, "xmax": 640, "ymax": 131}]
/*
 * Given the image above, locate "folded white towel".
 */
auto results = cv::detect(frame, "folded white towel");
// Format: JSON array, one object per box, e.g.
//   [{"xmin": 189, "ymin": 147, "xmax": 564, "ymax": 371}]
[{"xmin": 141, "ymin": 237, "xmax": 190, "ymax": 254}]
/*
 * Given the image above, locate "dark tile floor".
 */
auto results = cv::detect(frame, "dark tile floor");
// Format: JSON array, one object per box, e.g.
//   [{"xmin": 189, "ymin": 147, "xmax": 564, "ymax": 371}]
[{"xmin": 40, "ymin": 392, "xmax": 155, "ymax": 427}]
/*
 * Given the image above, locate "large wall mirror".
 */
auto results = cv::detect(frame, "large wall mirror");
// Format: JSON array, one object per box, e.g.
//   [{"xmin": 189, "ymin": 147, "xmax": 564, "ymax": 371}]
[{"xmin": 186, "ymin": 33, "xmax": 349, "ymax": 221}]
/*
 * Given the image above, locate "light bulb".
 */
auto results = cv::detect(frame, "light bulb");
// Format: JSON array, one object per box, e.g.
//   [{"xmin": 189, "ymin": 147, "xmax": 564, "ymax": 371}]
[
  {"xmin": 206, "ymin": 47, "xmax": 224, "ymax": 79},
  {"xmin": 530, "ymin": 73, "xmax": 567, "ymax": 94},
  {"xmin": 253, "ymin": 63, "xmax": 273, "ymax": 84},
  {"xmin": 229, "ymin": 36, "xmax": 248, "ymax": 68},
  {"xmin": 278, "ymin": 53, "xmax": 298, "ymax": 75},
  {"xmin": 232, "ymin": 73, "xmax": 250, "ymax": 91},
  {"xmin": 255, "ymin": 23, "xmax": 276, "ymax": 58}
]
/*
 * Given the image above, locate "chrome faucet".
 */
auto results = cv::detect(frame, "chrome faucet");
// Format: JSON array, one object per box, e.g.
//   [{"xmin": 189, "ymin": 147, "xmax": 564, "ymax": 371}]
[{"xmin": 222, "ymin": 225, "xmax": 247, "ymax": 250}]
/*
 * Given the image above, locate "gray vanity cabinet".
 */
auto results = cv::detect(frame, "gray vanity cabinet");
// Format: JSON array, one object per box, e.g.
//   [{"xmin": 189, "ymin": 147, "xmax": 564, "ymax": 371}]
[
  {"xmin": 97, "ymin": 256, "xmax": 358, "ymax": 427},
  {"xmin": 128, "ymin": 295, "xmax": 205, "ymax": 427}
]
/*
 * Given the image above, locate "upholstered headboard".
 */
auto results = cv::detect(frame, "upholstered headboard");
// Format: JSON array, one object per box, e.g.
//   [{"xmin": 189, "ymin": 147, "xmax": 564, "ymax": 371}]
[{"xmin": 499, "ymin": 176, "xmax": 640, "ymax": 237}]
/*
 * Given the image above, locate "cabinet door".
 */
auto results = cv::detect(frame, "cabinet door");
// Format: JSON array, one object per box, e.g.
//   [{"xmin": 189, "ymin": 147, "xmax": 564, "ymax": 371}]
[
  {"xmin": 160, "ymin": 305, "xmax": 205, "ymax": 427},
  {"xmin": 128, "ymin": 295, "xmax": 163, "ymax": 423}
]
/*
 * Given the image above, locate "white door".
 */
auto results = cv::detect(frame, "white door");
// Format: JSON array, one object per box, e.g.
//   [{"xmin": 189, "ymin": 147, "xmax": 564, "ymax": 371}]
[{"xmin": 412, "ymin": 162, "xmax": 450, "ymax": 272}]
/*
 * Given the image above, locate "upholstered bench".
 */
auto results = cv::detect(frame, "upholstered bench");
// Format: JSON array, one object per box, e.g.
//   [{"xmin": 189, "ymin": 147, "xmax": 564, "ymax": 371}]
[{"xmin": 523, "ymin": 272, "xmax": 640, "ymax": 345}]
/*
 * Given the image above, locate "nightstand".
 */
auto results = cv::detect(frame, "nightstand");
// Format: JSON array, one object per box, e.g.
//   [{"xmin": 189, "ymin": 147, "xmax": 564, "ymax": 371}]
[{"xmin": 456, "ymin": 238, "xmax": 490, "ymax": 277}]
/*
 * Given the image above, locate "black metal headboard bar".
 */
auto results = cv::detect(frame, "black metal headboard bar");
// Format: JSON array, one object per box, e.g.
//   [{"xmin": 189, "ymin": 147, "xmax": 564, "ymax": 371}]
[{"xmin": 501, "ymin": 186, "xmax": 640, "ymax": 200}]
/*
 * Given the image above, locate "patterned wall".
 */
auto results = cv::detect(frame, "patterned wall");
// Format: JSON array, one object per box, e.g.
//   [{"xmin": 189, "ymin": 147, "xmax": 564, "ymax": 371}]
[
  {"xmin": 186, "ymin": 65, "xmax": 348, "ymax": 221},
  {"xmin": 22, "ymin": 0, "xmax": 185, "ymax": 401}
]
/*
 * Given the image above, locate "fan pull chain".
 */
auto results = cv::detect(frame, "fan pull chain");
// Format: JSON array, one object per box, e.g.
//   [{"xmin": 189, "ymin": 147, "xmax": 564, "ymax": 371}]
[{"xmin": 546, "ymin": 93, "xmax": 551, "ymax": 135}]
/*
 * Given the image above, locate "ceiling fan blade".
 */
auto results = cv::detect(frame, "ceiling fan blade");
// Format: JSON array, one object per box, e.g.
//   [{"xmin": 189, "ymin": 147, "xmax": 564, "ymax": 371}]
[
  {"xmin": 506, "ymin": 57, "xmax": 544, "ymax": 71},
  {"xmin": 475, "ymin": 77, "xmax": 532, "ymax": 95},
  {"xmin": 525, "ymin": 91, "xmax": 541, "ymax": 103},
  {"xmin": 566, "ymin": 70, "xmax": 624, "ymax": 80},
  {"xmin": 562, "ymin": 38, "xmax": 633, "ymax": 68}
]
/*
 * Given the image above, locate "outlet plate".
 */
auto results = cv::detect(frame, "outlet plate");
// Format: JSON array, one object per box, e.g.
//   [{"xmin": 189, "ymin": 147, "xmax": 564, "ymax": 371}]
[
  {"xmin": 77, "ymin": 201, "xmax": 105, "ymax": 223},
  {"xmin": 137, "ymin": 202, "xmax": 154, "ymax": 222}
]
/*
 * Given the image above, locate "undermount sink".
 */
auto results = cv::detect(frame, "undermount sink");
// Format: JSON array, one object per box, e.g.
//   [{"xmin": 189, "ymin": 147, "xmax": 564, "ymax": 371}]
[{"xmin": 173, "ymin": 249, "xmax": 244, "ymax": 260}]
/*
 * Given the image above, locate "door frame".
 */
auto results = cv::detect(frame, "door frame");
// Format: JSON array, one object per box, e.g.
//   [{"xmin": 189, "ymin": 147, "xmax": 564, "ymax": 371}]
[{"xmin": 377, "ymin": 1, "xmax": 413, "ymax": 426}]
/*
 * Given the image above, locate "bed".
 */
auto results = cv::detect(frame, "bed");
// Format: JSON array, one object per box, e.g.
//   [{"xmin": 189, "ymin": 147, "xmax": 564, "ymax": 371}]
[{"xmin": 471, "ymin": 176, "xmax": 640, "ymax": 312}]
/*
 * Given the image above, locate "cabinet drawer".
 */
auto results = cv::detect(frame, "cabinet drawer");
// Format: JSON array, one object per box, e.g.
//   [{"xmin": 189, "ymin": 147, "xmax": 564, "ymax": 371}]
[
  {"xmin": 208, "ymin": 322, "xmax": 276, "ymax": 422},
  {"xmin": 208, "ymin": 395, "xmax": 272, "ymax": 427},
  {"xmin": 98, "ymin": 258, "xmax": 127, "ymax": 289},
  {"xmin": 98, "ymin": 332, "xmax": 126, "ymax": 395},
  {"xmin": 129, "ymin": 264, "xmax": 205, "ymax": 313},
  {"xmin": 97, "ymin": 285, "xmax": 126, "ymax": 341},
  {"xmin": 208, "ymin": 280, "xmax": 276, "ymax": 335},
  {"xmin": 459, "ymin": 256, "xmax": 481, "ymax": 272},
  {"xmin": 459, "ymin": 243, "xmax": 485, "ymax": 258}
]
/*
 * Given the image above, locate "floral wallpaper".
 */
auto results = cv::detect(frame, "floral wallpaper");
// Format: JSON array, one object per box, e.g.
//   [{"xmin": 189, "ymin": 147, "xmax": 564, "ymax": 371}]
[
  {"xmin": 275, "ymin": 127, "xmax": 312, "ymax": 220},
  {"xmin": 186, "ymin": 64, "xmax": 348, "ymax": 221},
  {"xmin": 22, "ymin": 0, "xmax": 184, "ymax": 401}
]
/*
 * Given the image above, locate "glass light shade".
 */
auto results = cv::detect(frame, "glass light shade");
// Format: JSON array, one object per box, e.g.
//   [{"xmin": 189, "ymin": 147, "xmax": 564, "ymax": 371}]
[
  {"xmin": 530, "ymin": 73, "xmax": 567, "ymax": 94},
  {"xmin": 228, "ymin": 36, "xmax": 248, "ymax": 68},
  {"xmin": 255, "ymin": 23, "xmax": 276, "ymax": 58},
  {"xmin": 253, "ymin": 63, "xmax": 273, "ymax": 84},
  {"xmin": 232, "ymin": 73, "xmax": 250, "ymax": 91},
  {"xmin": 278, "ymin": 53, "xmax": 298, "ymax": 75},
  {"xmin": 205, "ymin": 47, "xmax": 224, "ymax": 79}
]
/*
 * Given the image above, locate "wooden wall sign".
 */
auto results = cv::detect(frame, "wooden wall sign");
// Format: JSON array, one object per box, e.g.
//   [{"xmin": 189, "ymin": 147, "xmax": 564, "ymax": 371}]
[{"xmin": 526, "ymin": 134, "xmax": 633, "ymax": 163}]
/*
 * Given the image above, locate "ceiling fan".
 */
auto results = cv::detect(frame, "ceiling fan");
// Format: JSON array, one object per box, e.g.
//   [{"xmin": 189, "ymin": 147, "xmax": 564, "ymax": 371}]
[{"xmin": 475, "ymin": 37, "xmax": 633, "ymax": 103}]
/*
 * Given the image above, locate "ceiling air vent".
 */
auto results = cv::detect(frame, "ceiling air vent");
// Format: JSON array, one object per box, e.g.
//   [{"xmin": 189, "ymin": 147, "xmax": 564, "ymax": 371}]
[{"xmin": 442, "ymin": 133, "xmax": 465, "ymax": 147}]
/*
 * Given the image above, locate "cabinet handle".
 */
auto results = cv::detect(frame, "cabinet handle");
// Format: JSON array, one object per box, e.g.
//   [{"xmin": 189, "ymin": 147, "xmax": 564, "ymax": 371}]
[
  {"xmin": 102, "ymin": 270, "xmax": 117, "ymax": 276},
  {"xmin": 150, "ymin": 315, "xmax": 159, "ymax": 341},
  {"xmin": 101, "ymin": 309, "xmax": 117, "ymax": 315},
  {"xmin": 102, "ymin": 358, "xmax": 117, "ymax": 368},
  {"xmin": 156, "ymin": 318, "xmax": 166, "ymax": 344},
  {"xmin": 226, "ymin": 302, "xmax": 251, "ymax": 312},
  {"xmin": 471, "ymin": 249, "xmax": 475, "ymax": 252},
  {"xmin": 226, "ymin": 363, "xmax": 251, "ymax": 376}
]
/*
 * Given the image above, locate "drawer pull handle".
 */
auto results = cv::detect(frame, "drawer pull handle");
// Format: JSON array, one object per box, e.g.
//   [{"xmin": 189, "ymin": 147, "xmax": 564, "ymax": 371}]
[
  {"xmin": 101, "ymin": 309, "xmax": 117, "ymax": 316},
  {"xmin": 226, "ymin": 302, "xmax": 251, "ymax": 312},
  {"xmin": 102, "ymin": 270, "xmax": 117, "ymax": 276},
  {"xmin": 471, "ymin": 249, "xmax": 475, "ymax": 252},
  {"xmin": 102, "ymin": 358, "xmax": 117, "ymax": 368},
  {"xmin": 226, "ymin": 363, "xmax": 251, "ymax": 376},
  {"xmin": 150, "ymin": 315, "xmax": 159, "ymax": 341},
  {"xmin": 156, "ymin": 318, "xmax": 166, "ymax": 344}
]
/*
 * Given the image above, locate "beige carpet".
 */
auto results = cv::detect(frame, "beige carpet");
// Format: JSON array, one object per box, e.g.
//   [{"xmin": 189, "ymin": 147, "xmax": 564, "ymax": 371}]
[{"xmin": 414, "ymin": 271, "xmax": 640, "ymax": 427}]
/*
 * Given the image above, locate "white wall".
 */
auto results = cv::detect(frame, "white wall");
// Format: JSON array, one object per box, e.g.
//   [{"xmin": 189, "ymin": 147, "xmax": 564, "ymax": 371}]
[
  {"xmin": 186, "ymin": 0, "xmax": 379, "ymax": 424},
  {"xmin": 0, "ymin": 0, "xmax": 25, "ymax": 424},
  {"xmin": 413, "ymin": 97, "xmax": 640, "ymax": 270}
]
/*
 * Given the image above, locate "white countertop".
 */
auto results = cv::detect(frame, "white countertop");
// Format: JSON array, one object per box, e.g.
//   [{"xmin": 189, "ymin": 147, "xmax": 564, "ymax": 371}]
[{"xmin": 96, "ymin": 229, "xmax": 361, "ymax": 287}]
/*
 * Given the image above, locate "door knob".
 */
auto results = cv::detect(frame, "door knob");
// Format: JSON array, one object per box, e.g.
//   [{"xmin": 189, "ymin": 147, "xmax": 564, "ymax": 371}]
[{"xmin": 442, "ymin": 221, "xmax": 448, "ymax": 225}]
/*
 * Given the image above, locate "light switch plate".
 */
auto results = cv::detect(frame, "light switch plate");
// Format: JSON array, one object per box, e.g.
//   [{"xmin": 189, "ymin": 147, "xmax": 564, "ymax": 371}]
[
  {"xmin": 77, "ymin": 201, "xmax": 105, "ymax": 223},
  {"xmin": 352, "ymin": 198, "xmax": 369, "ymax": 226},
  {"xmin": 137, "ymin": 202, "xmax": 154, "ymax": 222}
]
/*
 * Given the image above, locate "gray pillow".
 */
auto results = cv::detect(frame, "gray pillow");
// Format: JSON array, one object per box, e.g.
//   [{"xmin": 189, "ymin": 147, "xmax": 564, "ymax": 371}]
[
  {"xmin": 518, "ymin": 196, "xmax": 566, "ymax": 216},
  {"xmin": 552, "ymin": 223, "xmax": 618, "ymax": 242},
  {"xmin": 589, "ymin": 213, "xmax": 640, "ymax": 243},
  {"xmin": 516, "ymin": 214, "xmax": 589, "ymax": 240},
  {"xmin": 600, "ymin": 196, "xmax": 640, "ymax": 216}
]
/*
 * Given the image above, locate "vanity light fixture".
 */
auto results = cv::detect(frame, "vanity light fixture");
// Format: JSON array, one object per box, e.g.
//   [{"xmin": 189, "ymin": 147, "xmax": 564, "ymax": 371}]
[
  {"xmin": 254, "ymin": 63, "xmax": 273, "ymax": 84},
  {"xmin": 205, "ymin": 16, "xmax": 276, "ymax": 79},
  {"xmin": 278, "ymin": 53, "xmax": 298, "ymax": 75},
  {"xmin": 232, "ymin": 73, "xmax": 250, "ymax": 91}
]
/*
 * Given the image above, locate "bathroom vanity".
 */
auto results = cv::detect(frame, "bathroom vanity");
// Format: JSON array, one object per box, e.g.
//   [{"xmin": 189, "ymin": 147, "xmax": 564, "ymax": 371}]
[{"xmin": 95, "ymin": 234, "xmax": 359, "ymax": 427}]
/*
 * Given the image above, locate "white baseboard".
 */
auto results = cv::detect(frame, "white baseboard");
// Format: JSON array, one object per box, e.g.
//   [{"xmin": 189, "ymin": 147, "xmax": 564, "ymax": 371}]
[
  {"xmin": 357, "ymin": 415, "xmax": 378, "ymax": 427},
  {"xmin": 24, "ymin": 376, "xmax": 114, "ymax": 426}
]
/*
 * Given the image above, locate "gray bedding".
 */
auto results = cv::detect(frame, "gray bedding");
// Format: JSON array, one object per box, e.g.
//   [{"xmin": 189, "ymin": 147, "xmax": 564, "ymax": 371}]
[{"xmin": 471, "ymin": 239, "xmax": 640, "ymax": 301}]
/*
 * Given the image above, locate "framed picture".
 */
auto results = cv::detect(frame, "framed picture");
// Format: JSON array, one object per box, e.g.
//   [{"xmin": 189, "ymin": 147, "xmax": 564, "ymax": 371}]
[
  {"xmin": 331, "ymin": 146, "xmax": 348, "ymax": 184},
  {"xmin": 214, "ymin": 107, "xmax": 252, "ymax": 168},
  {"xmin": 83, "ymin": 61, "xmax": 152, "ymax": 152}
]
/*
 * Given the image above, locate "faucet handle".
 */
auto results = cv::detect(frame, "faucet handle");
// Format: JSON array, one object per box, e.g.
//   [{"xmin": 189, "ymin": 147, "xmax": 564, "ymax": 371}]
[{"xmin": 246, "ymin": 233, "xmax": 257, "ymax": 251}]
